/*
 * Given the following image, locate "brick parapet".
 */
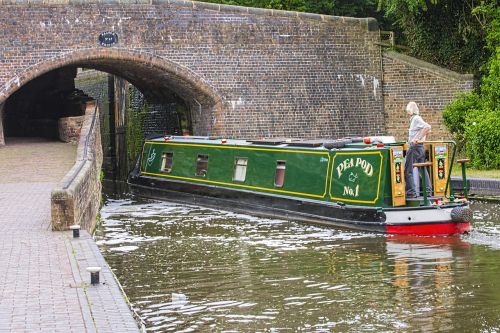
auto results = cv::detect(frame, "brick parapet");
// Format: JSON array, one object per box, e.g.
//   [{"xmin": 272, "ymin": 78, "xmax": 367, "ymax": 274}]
[
  {"xmin": 384, "ymin": 51, "xmax": 474, "ymax": 83},
  {"xmin": 0, "ymin": 0, "xmax": 378, "ymax": 32},
  {"xmin": 382, "ymin": 51, "xmax": 474, "ymax": 141},
  {"xmin": 451, "ymin": 177, "xmax": 500, "ymax": 196},
  {"xmin": 51, "ymin": 101, "xmax": 103, "ymax": 231}
]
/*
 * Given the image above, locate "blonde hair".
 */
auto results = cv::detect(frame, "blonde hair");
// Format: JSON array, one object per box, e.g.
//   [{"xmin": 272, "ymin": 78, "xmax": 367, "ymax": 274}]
[{"xmin": 406, "ymin": 101, "xmax": 420, "ymax": 115}]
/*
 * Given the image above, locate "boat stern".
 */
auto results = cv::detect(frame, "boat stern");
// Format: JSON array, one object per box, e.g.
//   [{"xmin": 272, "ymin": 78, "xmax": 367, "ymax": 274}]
[{"xmin": 384, "ymin": 204, "xmax": 472, "ymax": 235}]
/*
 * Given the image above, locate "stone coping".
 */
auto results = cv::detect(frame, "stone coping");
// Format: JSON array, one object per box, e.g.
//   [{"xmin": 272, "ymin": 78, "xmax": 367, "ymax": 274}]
[
  {"xmin": 451, "ymin": 176, "xmax": 500, "ymax": 196},
  {"xmin": 59, "ymin": 102, "xmax": 99, "ymax": 191},
  {"xmin": 384, "ymin": 51, "xmax": 474, "ymax": 83},
  {"xmin": 66, "ymin": 230, "xmax": 142, "ymax": 332},
  {"xmin": 0, "ymin": 0, "xmax": 378, "ymax": 31},
  {"xmin": 75, "ymin": 69, "xmax": 109, "ymax": 82},
  {"xmin": 51, "ymin": 101, "xmax": 102, "ymax": 231}
]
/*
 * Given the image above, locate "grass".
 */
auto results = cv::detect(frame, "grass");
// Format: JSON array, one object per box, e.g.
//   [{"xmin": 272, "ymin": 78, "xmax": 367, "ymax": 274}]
[{"xmin": 450, "ymin": 164, "xmax": 500, "ymax": 179}]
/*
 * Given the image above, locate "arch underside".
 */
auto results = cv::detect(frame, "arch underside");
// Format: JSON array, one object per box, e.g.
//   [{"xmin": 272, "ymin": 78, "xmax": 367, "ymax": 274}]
[{"xmin": 1, "ymin": 49, "xmax": 224, "ymax": 137}]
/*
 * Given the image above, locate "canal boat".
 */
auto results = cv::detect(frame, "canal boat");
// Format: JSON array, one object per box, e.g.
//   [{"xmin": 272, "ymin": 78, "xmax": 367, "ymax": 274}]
[{"xmin": 128, "ymin": 136, "xmax": 473, "ymax": 235}]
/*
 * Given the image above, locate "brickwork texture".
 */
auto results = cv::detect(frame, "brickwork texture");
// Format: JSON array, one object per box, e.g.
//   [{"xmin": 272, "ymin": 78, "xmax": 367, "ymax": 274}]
[
  {"xmin": 58, "ymin": 115, "xmax": 86, "ymax": 143},
  {"xmin": 382, "ymin": 51, "xmax": 474, "ymax": 141},
  {"xmin": 0, "ymin": 0, "xmax": 384, "ymax": 139},
  {"xmin": 52, "ymin": 101, "xmax": 103, "ymax": 231}
]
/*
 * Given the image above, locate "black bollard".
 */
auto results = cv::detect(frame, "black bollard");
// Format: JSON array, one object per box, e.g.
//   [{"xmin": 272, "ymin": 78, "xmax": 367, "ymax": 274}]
[
  {"xmin": 86, "ymin": 267, "xmax": 102, "ymax": 285},
  {"xmin": 69, "ymin": 225, "xmax": 80, "ymax": 238}
]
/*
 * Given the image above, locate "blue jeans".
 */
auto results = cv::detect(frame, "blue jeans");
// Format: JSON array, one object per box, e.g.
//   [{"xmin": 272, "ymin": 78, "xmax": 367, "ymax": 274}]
[{"xmin": 404, "ymin": 144, "xmax": 432, "ymax": 196}]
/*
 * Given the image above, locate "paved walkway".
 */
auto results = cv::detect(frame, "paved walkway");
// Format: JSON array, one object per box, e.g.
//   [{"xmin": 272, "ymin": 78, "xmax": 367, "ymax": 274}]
[{"xmin": 0, "ymin": 138, "xmax": 140, "ymax": 332}]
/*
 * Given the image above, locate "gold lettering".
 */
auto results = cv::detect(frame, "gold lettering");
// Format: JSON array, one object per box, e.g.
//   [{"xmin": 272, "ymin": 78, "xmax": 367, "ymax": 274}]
[
  {"xmin": 337, "ymin": 157, "xmax": 374, "ymax": 178},
  {"xmin": 337, "ymin": 164, "xmax": 344, "ymax": 178},
  {"xmin": 343, "ymin": 185, "xmax": 360, "ymax": 197}
]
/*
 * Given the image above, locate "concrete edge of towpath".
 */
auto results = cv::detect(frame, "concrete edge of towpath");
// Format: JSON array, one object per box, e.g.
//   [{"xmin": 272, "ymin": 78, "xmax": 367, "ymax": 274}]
[
  {"xmin": 451, "ymin": 177, "xmax": 500, "ymax": 198},
  {"xmin": 63, "ymin": 230, "xmax": 145, "ymax": 332}
]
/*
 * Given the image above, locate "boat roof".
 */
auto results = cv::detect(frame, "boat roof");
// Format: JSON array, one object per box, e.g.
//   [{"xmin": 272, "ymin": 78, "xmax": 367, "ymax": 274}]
[
  {"xmin": 147, "ymin": 136, "xmax": 326, "ymax": 150},
  {"xmin": 145, "ymin": 135, "xmax": 393, "ymax": 151}
]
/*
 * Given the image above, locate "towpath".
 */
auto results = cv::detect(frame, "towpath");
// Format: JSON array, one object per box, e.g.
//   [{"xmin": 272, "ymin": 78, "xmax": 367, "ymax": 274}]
[{"xmin": 0, "ymin": 138, "xmax": 139, "ymax": 332}]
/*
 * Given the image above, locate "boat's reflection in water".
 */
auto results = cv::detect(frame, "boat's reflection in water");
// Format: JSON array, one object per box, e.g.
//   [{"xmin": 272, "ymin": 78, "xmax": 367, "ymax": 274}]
[
  {"xmin": 385, "ymin": 235, "xmax": 471, "ymax": 332},
  {"xmin": 386, "ymin": 234, "xmax": 470, "ymax": 262}
]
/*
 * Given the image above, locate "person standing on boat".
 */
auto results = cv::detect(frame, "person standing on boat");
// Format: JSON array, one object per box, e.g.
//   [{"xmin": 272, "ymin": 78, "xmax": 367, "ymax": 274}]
[{"xmin": 404, "ymin": 101, "xmax": 432, "ymax": 198}]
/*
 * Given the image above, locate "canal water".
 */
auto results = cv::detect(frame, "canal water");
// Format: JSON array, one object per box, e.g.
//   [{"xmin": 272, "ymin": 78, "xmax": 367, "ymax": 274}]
[{"xmin": 96, "ymin": 198, "xmax": 500, "ymax": 332}]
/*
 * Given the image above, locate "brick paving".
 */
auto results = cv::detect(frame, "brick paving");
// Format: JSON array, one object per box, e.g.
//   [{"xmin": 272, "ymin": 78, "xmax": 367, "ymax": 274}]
[{"xmin": 0, "ymin": 138, "xmax": 140, "ymax": 332}]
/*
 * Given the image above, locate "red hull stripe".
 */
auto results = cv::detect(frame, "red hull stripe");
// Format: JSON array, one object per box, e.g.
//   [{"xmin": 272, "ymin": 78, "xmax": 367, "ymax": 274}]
[{"xmin": 385, "ymin": 222, "xmax": 471, "ymax": 235}]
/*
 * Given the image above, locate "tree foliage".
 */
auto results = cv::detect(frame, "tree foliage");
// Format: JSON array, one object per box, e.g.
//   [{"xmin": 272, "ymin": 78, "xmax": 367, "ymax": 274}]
[
  {"xmin": 377, "ymin": 0, "xmax": 497, "ymax": 73},
  {"xmin": 201, "ymin": 0, "xmax": 383, "ymax": 20},
  {"xmin": 442, "ymin": 4, "xmax": 500, "ymax": 169}
]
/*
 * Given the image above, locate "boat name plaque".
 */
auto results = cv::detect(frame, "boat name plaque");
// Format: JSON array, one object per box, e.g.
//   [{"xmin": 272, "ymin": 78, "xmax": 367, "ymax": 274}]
[{"xmin": 331, "ymin": 152, "xmax": 383, "ymax": 204}]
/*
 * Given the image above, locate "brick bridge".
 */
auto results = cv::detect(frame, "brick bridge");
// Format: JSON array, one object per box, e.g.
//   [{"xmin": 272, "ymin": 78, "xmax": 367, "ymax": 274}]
[
  {"xmin": 0, "ymin": 0, "xmax": 473, "ymax": 146},
  {"xmin": 0, "ymin": 0, "xmax": 386, "ymax": 142}
]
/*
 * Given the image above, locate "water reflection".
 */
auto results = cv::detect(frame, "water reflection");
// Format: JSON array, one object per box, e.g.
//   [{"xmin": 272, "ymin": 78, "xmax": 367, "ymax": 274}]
[
  {"xmin": 96, "ymin": 198, "xmax": 500, "ymax": 332},
  {"xmin": 386, "ymin": 235, "xmax": 470, "ymax": 332}
]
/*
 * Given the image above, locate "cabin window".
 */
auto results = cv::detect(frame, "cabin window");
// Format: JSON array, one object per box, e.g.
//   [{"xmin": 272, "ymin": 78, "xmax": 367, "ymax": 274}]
[
  {"xmin": 233, "ymin": 157, "xmax": 248, "ymax": 182},
  {"xmin": 274, "ymin": 161, "xmax": 286, "ymax": 187},
  {"xmin": 160, "ymin": 152, "xmax": 173, "ymax": 173},
  {"xmin": 195, "ymin": 154, "xmax": 209, "ymax": 177}
]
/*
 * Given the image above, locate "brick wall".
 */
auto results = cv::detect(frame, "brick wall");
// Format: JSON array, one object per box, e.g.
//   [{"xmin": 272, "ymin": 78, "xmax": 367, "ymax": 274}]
[
  {"xmin": 0, "ymin": 0, "xmax": 384, "ymax": 140},
  {"xmin": 142, "ymin": 103, "xmax": 180, "ymax": 136},
  {"xmin": 382, "ymin": 51, "xmax": 474, "ymax": 141},
  {"xmin": 58, "ymin": 116, "xmax": 86, "ymax": 143},
  {"xmin": 74, "ymin": 71, "xmax": 115, "ymax": 176},
  {"xmin": 51, "ymin": 101, "xmax": 103, "ymax": 231}
]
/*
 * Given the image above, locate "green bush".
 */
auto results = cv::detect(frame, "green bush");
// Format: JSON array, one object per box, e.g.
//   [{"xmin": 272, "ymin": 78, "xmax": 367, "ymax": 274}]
[
  {"xmin": 444, "ymin": 60, "xmax": 499, "ymax": 169},
  {"xmin": 442, "ymin": 92, "xmax": 481, "ymax": 143},
  {"xmin": 378, "ymin": 0, "xmax": 492, "ymax": 73},
  {"xmin": 480, "ymin": 50, "xmax": 500, "ymax": 110},
  {"xmin": 444, "ymin": 43, "xmax": 499, "ymax": 169},
  {"xmin": 464, "ymin": 110, "xmax": 500, "ymax": 169},
  {"xmin": 442, "ymin": 3, "xmax": 499, "ymax": 169}
]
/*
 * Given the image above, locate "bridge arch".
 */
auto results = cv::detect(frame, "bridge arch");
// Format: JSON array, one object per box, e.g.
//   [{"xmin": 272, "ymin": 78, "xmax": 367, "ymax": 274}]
[
  {"xmin": 1, "ymin": 48, "xmax": 225, "ymax": 137},
  {"xmin": 0, "ymin": 2, "xmax": 390, "ymax": 142}
]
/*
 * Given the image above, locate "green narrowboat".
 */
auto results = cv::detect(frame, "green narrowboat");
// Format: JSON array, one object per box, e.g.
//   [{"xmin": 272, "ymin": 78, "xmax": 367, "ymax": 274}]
[{"xmin": 128, "ymin": 136, "xmax": 473, "ymax": 235}]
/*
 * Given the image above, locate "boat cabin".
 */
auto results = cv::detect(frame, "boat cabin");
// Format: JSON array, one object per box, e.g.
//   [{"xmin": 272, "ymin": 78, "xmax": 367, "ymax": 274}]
[{"xmin": 137, "ymin": 136, "xmax": 454, "ymax": 208}]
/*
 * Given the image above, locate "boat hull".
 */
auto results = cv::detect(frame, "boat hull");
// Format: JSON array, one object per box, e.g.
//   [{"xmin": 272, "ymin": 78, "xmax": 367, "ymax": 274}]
[
  {"xmin": 128, "ymin": 174, "xmax": 471, "ymax": 235},
  {"xmin": 385, "ymin": 222, "xmax": 471, "ymax": 235}
]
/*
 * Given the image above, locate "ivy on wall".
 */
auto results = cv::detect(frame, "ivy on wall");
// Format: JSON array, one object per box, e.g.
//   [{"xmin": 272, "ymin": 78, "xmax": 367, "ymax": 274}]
[{"xmin": 126, "ymin": 87, "xmax": 147, "ymax": 165}]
